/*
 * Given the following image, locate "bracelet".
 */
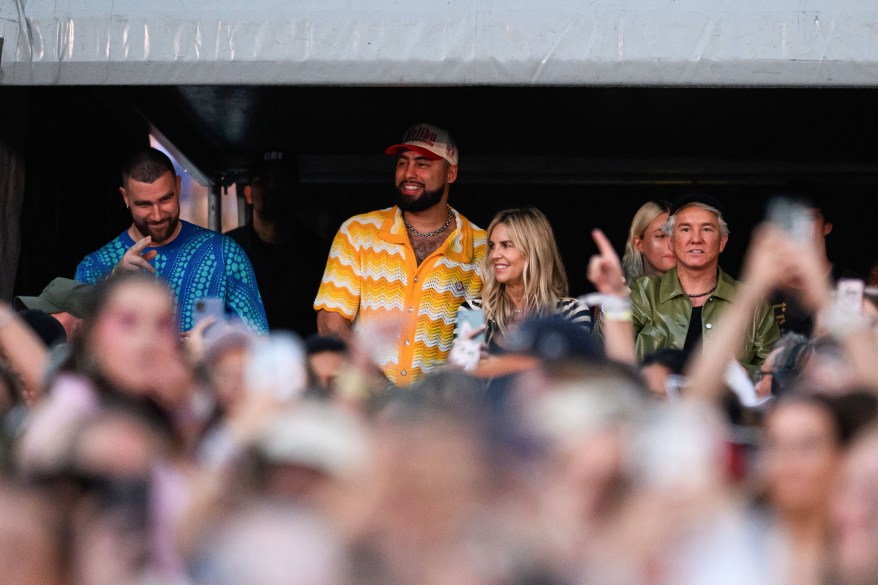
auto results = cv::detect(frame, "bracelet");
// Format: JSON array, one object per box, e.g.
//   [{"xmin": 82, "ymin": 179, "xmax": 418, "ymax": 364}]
[
  {"xmin": 580, "ymin": 293, "xmax": 633, "ymax": 323},
  {"xmin": 602, "ymin": 308, "xmax": 633, "ymax": 322},
  {"xmin": 0, "ymin": 305, "xmax": 15, "ymax": 330}
]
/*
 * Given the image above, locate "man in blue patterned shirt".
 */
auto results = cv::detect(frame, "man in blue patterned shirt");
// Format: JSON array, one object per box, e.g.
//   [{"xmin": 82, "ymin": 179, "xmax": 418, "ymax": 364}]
[{"xmin": 75, "ymin": 148, "xmax": 268, "ymax": 334}]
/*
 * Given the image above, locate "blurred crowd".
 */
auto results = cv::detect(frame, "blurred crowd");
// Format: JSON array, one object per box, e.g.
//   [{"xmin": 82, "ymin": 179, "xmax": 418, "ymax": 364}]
[
  {"xmin": 2, "ymin": 194, "xmax": 878, "ymax": 585},
  {"xmin": 4, "ymin": 124, "xmax": 878, "ymax": 585}
]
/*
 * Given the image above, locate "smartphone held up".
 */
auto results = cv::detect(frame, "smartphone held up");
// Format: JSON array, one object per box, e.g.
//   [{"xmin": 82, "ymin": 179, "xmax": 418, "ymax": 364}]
[{"xmin": 765, "ymin": 196, "xmax": 814, "ymax": 244}]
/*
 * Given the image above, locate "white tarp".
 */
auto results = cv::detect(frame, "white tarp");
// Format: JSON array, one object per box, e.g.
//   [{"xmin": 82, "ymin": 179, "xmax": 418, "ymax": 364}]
[{"xmin": 2, "ymin": 0, "xmax": 878, "ymax": 86}]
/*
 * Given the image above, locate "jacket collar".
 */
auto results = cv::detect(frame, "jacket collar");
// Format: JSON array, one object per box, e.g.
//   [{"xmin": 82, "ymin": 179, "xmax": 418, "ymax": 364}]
[
  {"xmin": 658, "ymin": 266, "xmax": 736, "ymax": 304},
  {"xmin": 379, "ymin": 206, "xmax": 474, "ymax": 263}
]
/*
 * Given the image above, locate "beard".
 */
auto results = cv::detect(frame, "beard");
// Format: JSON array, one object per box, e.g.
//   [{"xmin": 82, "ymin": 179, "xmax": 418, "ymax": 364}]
[
  {"xmin": 394, "ymin": 183, "xmax": 445, "ymax": 212},
  {"xmin": 133, "ymin": 214, "xmax": 179, "ymax": 244}
]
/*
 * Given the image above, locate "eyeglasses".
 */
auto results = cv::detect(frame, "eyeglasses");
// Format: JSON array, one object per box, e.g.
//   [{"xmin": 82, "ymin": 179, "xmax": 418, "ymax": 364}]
[{"xmin": 754, "ymin": 370, "xmax": 774, "ymax": 382}]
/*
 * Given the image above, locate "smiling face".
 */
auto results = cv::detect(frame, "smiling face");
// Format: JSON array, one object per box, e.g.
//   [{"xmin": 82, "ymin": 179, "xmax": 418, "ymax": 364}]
[
  {"xmin": 488, "ymin": 223, "xmax": 526, "ymax": 288},
  {"xmin": 121, "ymin": 171, "xmax": 182, "ymax": 245},
  {"xmin": 634, "ymin": 212, "xmax": 676, "ymax": 275},
  {"xmin": 670, "ymin": 206, "xmax": 728, "ymax": 271},
  {"xmin": 393, "ymin": 150, "xmax": 457, "ymax": 212}
]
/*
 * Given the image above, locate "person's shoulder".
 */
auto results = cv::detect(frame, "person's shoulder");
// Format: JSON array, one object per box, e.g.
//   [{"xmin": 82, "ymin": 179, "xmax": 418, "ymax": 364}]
[
  {"xmin": 78, "ymin": 229, "xmax": 131, "ymax": 266},
  {"xmin": 629, "ymin": 273, "xmax": 662, "ymax": 295},
  {"xmin": 340, "ymin": 207, "xmax": 394, "ymax": 227},
  {"xmin": 332, "ymin": 208, "xmax": 396, "ymax": 244},
  {"xmin": 224, "ymin": 224, "xmax": 248, "ymax": 241},
  {"xmin": 558, "ymin": 297, "xmax": 592, "ymax": 319},
  {"xmin": 182, "ymin": 220, "xmax": 216, "ymax": 238}
]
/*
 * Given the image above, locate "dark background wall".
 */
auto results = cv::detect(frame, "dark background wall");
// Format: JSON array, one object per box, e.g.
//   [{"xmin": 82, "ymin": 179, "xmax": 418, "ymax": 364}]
[{"xmin": 7, "ymin": 86, "xmax": 878, "ymax": 299}]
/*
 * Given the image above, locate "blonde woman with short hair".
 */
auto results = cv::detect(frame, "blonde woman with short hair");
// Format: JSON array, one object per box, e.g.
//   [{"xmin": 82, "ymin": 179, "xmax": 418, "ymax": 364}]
[{"xmin": 621, "ymin": 200, "xmax": 676, "ymax": 284}]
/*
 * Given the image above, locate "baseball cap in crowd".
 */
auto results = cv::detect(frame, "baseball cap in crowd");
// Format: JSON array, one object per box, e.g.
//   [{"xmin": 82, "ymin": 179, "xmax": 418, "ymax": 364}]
[
  {"xmin": 249, "ymin": 149, "xmax": 298, "ymax": 181},
  {"xmin": 385, "ymin": 123, "xmax": 459, "ymax": 166},
  {"xmin": 14, "ymin": 278, "xmax": 93, "ymax": 319},
  {"xmin": 18, "ymin": 309, "xmax": 67, "ymax": 346},
  {"xmin": 504, "ymin": 315, "xmax": 601, "ymax": 365},
  {"xmin": 669, "ymin": 192, "xmax": 727, "ymax": 218}
]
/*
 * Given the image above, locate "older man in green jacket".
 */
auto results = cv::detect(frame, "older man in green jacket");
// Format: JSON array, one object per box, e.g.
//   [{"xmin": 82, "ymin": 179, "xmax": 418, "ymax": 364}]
[{"xmin": 630, "ymin": 194, "xmax": 779, "ymax": 372}]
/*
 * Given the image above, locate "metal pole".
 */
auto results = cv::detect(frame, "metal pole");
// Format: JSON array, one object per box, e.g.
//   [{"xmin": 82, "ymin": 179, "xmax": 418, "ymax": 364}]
[
  {"xmin": 208, "ymin": 178, "xmax": 222, "ymax": 232},
  {"xmin": 236, "ymin": 181, "xmax": 248, "ymax": 228}
]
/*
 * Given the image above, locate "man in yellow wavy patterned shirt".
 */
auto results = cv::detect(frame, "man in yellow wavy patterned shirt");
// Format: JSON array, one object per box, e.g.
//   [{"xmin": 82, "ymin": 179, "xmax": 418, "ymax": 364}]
[{"xmin": 314, "ymin": 123, "xmax": 486, "ymax": 386}]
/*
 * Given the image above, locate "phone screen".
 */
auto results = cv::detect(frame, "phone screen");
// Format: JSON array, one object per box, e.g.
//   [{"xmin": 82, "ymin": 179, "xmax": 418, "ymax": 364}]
[
  {"xmin": 454, "ymin": 306, "xmax": 486, "ymax": 345},
  {"xmin": 193, "ymin": 297, "xmax": 226, "ymax": 333},
  {"xmin": 836, "ymin": 279, "xmax": 865, "ymax": 314}
]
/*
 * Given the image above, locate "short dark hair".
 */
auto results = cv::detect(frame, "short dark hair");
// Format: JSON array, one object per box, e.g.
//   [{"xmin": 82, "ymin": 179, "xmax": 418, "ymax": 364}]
[
  {"xmin": 641, "ymin": 347, "xmax": 687, "ymax": 375},
  {"xmin": 122, "ymin": 148, "xmax": 176, "ymax": 187},
  {"xmin": 304, "ymin": 334, "xmax": 348, "ymax": 356}
]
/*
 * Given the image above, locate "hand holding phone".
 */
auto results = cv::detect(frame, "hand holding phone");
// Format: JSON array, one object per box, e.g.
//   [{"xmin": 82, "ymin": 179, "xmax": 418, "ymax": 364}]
[
  {"xmin": 193, "ymin": 297, "xmax": 226, "ymax": 335},
  {"xmin": 449, "ymin": 305, "xmax": 486, "ymax": 371},
  {"xmin": 454, "ymin": 306, "xmax": 486, "ymax": 345},
  {"xmin": 765, "ymin": 196, "xmax": 814, "ymax": 244},
  {"xmin": 836, "ymin": 278, "xmax": 865, "ymax": 314}
]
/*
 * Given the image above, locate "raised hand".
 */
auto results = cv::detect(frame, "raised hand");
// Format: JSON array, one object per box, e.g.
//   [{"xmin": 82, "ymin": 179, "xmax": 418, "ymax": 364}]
[
  {"xmin": 588, "ymin": 228, "xmax": 628, "ymax": 297},
  {"xmin": 115, "ymin": 235, "xmax": 158, "ymax": 274}
]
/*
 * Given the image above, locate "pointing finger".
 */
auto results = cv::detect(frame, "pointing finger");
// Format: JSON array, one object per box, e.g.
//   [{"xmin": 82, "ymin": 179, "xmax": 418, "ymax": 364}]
[{"xmin": 591, "ymin": 229, "xmax": 619, "ymax": 261}]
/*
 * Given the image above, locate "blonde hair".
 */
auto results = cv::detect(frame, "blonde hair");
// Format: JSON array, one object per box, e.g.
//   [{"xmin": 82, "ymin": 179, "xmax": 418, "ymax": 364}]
[
  {"xmin": 622, "ymin": 200, "xmax": 671, "ymax": 283},
  {"xmin": 481, "ymin": 208, "xmax": 568, "ymax": 334}
]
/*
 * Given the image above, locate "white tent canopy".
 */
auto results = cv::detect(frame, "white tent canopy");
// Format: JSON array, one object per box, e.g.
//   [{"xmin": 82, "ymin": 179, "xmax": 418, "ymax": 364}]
[{"xmin": 2, "ymin": 0, "xmax": 878, "ymax": 86}]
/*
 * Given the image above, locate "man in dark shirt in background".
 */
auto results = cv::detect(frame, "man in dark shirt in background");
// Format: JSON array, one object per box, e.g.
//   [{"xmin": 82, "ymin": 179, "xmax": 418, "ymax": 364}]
[{"xmin": 226, "ymin": 151, "xmax": 329, "ymax": 336}]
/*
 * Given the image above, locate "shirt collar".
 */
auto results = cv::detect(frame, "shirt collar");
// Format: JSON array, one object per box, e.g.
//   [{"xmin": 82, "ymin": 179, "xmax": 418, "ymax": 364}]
[
  {"xmin": 658, "ymin": 266, "xmax": 734, "ymax": 303},
  {"xmin": 379, "ymin": 206, "xmax": 474, "ymax": 263}
]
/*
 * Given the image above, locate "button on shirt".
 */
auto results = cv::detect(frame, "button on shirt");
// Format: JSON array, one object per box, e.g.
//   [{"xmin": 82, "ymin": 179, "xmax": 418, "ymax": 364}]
[
  {"xmin": 629, "ymin": 267, "xmax": 779, "ymax": 373},
  {"xmin": 314, "ymin": 206, "xmax": 486, "ymax": 386}
]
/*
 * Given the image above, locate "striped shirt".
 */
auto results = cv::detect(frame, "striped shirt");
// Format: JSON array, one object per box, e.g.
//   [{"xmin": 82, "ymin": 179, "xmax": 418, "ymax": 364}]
[
  {"xmin": 314, "ymin": 206, "xmax": 486, "ymax": 386},
  {"xmin": 461, "ymin": 296, "xmax": 593, "ymax": 350}
]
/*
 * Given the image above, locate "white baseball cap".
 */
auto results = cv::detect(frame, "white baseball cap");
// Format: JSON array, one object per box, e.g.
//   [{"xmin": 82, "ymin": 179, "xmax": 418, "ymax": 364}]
[{"xmin": 385, "ymin": 123, "xmax": 458, "ymax": 166}]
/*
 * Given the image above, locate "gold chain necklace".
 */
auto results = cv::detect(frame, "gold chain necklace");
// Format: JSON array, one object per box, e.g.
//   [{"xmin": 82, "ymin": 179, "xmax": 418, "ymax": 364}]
[{"xmin": 403, "ymin": 206, "xmax": 453, "ymax": 238}]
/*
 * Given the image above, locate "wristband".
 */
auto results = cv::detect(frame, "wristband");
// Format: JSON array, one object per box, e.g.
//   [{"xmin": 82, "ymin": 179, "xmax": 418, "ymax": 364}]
[
  {"xmin": 602, "ymin": 307, "xmax": 633, "ymax": 322},
  {"xmin": 581, "ymin": 293, "xmax": 632, "ymax": 323}
]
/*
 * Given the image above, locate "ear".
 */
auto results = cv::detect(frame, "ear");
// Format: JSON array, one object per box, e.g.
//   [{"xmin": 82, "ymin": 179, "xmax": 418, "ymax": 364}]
[
  {"xmin": 446, "ymin": 164, "xmax": 458, "ymax": 184},
  {"xmin": 243, "ymin": 185, "xmax": 254, "ymax": 205},
  {"xmin": 119, "ymin": 186, "xmax": 130, "ymax": 209},
  {"xmin": 718, "ymin": 233, "xmax": 729, "ymax": 253},
  {"xmin": 633, "ymin": 236, "xmax": 645, "ymax": 254},
  {"xmin": 175, "ymin": 174, "xmax": 182, "ymax": 194},
  {"xmin": 823, "ymin": 221, "xmax": 833, "ymax": 237}
]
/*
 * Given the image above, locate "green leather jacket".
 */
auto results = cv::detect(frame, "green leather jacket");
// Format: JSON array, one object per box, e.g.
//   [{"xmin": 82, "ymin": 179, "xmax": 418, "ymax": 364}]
[{"xmin": 630, "ymin": 266, "xmax": 779, "ymax": 372}]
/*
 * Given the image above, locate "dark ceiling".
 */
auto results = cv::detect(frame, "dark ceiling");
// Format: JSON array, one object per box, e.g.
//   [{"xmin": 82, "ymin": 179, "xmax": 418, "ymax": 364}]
[{"xmin": 118, "ymin": 85, "xmax": 878, "ymax": 183}]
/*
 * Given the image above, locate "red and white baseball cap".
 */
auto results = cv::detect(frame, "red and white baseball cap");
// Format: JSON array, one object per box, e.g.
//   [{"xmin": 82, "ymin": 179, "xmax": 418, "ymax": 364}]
[{"xmin": 385, "ymin": 123, "xmax": 458, "ymax": 166}]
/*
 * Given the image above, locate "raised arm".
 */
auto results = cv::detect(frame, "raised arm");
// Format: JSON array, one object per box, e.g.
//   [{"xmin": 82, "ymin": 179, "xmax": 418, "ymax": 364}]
[
  {"xmin": 0, "ymin": 303, "xmax": 49, "ymax": 404},
  {"xmin": 685, "ymin": 226, "xmax": 801, "ymax": 402},
  {"xmin": 587, "ymin": 229, "xmax": 637, "ymax": 365}
]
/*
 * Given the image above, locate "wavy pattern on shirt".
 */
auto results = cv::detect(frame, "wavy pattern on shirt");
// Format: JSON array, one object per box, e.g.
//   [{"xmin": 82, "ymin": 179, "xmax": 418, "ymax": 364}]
[{"xmin": 315, "ymin": 207, "xmax": 485, "ymax": 385}]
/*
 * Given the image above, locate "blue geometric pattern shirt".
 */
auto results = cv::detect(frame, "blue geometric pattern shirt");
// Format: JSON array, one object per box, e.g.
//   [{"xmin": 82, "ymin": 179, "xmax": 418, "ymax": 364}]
[{"xmin": 75, "ymin": 221, "xmax": 269, "ymax": 334}]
